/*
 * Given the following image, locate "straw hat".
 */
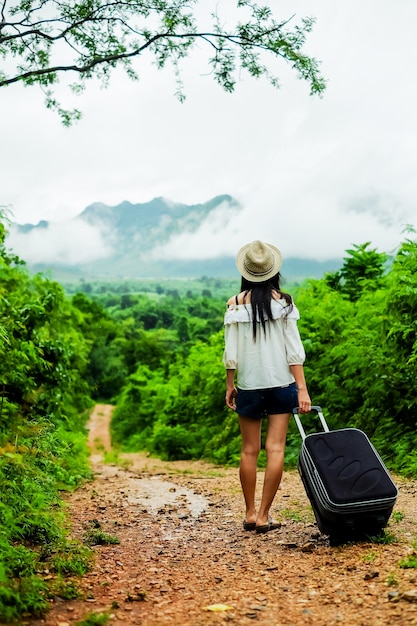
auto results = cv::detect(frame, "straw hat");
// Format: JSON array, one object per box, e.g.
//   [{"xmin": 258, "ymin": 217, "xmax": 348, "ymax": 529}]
[{"xmin": 236, "ymin": 240, "xmax": 282, "ymax": 282}]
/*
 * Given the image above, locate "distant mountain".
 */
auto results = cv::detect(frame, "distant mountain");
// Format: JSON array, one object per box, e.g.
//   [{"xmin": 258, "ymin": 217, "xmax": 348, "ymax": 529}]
[{"xmin": 8, "ymin": 195, "xmax": 342, "ymax": 281}]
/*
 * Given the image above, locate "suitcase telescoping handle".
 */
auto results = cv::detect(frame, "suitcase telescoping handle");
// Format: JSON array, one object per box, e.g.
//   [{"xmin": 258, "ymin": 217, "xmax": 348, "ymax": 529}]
[{"xmin": 292, "ymin": 405, "xmax": 330, "ymax": 441}]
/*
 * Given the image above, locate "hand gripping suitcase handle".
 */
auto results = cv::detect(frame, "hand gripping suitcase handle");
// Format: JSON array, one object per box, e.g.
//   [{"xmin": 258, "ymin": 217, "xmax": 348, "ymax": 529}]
[{"xmin": 292, "ymin": 405, "xmax": 330, "ymax": 440}]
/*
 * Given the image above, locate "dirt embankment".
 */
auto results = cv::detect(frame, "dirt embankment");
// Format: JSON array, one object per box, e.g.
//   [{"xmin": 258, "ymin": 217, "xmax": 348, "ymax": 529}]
[{"xmin": 26, "ymin": 404, "xmax": 417, "ymax": 626}]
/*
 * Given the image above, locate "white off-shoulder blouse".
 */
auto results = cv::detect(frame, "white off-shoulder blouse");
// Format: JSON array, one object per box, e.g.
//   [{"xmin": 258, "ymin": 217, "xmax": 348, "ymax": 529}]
[{"xmin": 222, "ymin": 299, "xmax": 306, "ymax": 390}]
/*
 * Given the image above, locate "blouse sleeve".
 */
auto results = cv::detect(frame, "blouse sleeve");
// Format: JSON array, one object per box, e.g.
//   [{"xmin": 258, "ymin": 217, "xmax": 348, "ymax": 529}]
[
  {"xmin": 222, "ymin": 319, "xmax": 238, "ymax": 369},
  {"xmin": 284, "ymin": 318, "xmax": 306, "ymax": 365}
]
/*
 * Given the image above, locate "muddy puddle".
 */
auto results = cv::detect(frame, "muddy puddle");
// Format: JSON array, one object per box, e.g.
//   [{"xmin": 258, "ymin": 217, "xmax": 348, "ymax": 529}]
[
  {"xmin": 125, "ymin": 476, "xmax": 207, "ymax": 517},
  {"xmin": 98, "ymin": 465, "xmax": 208, "ymax": 518}
]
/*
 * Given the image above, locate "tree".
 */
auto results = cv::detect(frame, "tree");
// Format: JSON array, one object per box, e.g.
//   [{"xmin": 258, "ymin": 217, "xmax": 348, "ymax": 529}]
[
  {"xmin": 325, "ymin": 242, "xmax": 387, "ymax": 301},
  {"xmin": 0, "ymin": 0, "xmax": 326, "ymax": 124}
]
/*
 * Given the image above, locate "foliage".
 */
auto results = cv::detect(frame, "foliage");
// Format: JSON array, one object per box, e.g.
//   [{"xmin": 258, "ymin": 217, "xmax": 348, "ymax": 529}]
[
  {"xmin": 47, "ymin": 576, "xmax": 83, "ymax": 600},
  {"xmin": 49, "ymin": 540, "xmax": 92, "ymax": 576},
  {"xmin": 71, "ymin": 290, "xmax": 227, "ymax": 401},
  {"xmin": 0, "ymin": 216, "xmax": 94, "ymax": 622},
  {"xmin": 291, "ymin": 239, "xmax": 417, "ymax": 475},
  {"xmin": 63, "ymin": 276, "xmax": 240, "ymax": 300},
  {"xmin": 367, "ymin": 530, "xmax": 397, "ymax": 545},
  {"xmin": 111, "ymin": 331, "xmax": 242, "ymax": 463},
  {"xmin": 324, "ymin": 242, "xmax": 388, "ymax": 301},
  {"xmin": 0, "ymin": 0, "xmax": 326, "ymax": 123},
  {"xmin": 108, "ymin": 236, "xmax": 417, "ymax": 476},
  {"xmin": 83, "ymin": 520, "xmax": 120, "ymax": 546},
  {"xmin": 399, "ymin": 552, "xmax": 417, "ymax": 569},
  {"xmin": 83, "ymin": 529, "xmax": 120, "ymax": 546},
  {"xmin": 391, "ymin": 511, "xmax": 405, "ymax": 523},
  {"xmin": 75, "ymin": 612, "xmax": 111, "ymax": 626}
]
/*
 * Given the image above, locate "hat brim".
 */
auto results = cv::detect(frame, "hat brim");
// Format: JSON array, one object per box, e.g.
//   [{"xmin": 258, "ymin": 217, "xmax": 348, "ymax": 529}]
[{"xmin": 236, "ymin": 242, "xmax": 282, "ymax": 283}]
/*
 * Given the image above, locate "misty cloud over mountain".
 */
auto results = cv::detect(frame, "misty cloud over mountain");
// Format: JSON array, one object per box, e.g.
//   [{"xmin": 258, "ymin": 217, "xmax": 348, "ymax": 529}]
[
  {"xmin": 8, "ymin": 219, "xmax": 115, "ymax": 265},
  {"xmin": 7, "ymin": 195, "xmax": 341, "ymax": 280}
]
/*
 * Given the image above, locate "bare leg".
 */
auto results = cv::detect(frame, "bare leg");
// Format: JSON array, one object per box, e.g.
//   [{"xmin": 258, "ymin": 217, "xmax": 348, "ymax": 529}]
[
  {"xmin": 256, "ymin": 413, "xmax": 290, "ymax": 527},
  {"xmin": 239, "ymin": 416, "xmax": 262, "ymax": 524}
]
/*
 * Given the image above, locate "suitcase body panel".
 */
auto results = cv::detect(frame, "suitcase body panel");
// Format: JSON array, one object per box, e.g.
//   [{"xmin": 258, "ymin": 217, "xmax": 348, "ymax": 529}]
[{"xmin": 294, "ymin": 407, "xmax": 398, "ymax": 539}]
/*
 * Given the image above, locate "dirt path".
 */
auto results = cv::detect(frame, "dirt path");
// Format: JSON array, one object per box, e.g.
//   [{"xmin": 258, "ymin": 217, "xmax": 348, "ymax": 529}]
[{"xmin": 27, "ymin": 404, "xmax": 417, "ymax": 626}]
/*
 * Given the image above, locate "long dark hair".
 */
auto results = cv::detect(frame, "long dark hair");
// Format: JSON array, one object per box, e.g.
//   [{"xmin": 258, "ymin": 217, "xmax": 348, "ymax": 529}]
[{"xmin": 240, "ymin": 273, "xmax": 293, "ymax": 340}]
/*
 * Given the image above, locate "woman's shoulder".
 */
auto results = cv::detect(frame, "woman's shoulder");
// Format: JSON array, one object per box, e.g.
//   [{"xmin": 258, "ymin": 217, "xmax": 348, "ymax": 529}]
[
  {"xmin": 226, "ymin": 290, "xmax": 287, "ymax": 306},
  {"xmin": 226, "ymin": 292, "xmax": 249, "ymax": 306}
]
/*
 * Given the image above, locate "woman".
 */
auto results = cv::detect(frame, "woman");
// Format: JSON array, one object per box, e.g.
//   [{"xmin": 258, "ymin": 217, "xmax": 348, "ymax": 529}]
[{"xmin": 223, "ymin": 240, "xmax": 311, "ymax": 533}]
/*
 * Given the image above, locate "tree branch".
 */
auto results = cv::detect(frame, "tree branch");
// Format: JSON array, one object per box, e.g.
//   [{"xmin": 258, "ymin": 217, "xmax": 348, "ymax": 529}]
[
  {"xmin": 0, "ymin": 28, "xmax": 315, "ymax": 87},
  {"xmin": 0, "ymin": 1, "xmax": 325, "ymax": 122}
]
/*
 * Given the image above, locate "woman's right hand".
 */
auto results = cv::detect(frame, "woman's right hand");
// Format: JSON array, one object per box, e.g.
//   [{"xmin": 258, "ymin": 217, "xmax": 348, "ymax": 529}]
[{"xmin": 297, "ymin": 388, "xmax": 311, "ymax": 414}]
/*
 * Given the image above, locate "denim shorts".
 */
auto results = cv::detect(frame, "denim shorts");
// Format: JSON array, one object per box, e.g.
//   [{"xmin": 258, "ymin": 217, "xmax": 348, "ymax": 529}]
[{"xmin": 235, "ymin": 383, "xmax": 298, "ymax": 419}]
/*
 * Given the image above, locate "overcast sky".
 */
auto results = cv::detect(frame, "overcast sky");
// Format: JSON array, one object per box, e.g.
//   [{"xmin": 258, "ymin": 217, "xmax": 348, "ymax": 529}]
[{"xmin": 2, "ymin": 0, "xmax": 417, "ymax": 264}]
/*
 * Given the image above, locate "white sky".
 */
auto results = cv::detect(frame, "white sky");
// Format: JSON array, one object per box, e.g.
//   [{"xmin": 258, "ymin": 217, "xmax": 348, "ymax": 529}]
[{"xmin": 2, "ymin": 0, "xmax": 417, "ymax": 263}]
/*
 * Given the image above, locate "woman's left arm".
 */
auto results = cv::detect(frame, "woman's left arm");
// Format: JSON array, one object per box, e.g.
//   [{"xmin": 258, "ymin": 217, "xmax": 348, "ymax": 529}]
[{"xmin": 290, "ymin": 364, "xmax": 311, "ymax": 413}]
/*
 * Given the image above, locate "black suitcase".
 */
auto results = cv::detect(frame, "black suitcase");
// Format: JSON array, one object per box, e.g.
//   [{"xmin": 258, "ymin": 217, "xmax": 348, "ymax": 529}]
[{"xmin": 293, "ymin": 406, "xmax": 398, "ymax": 541}]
